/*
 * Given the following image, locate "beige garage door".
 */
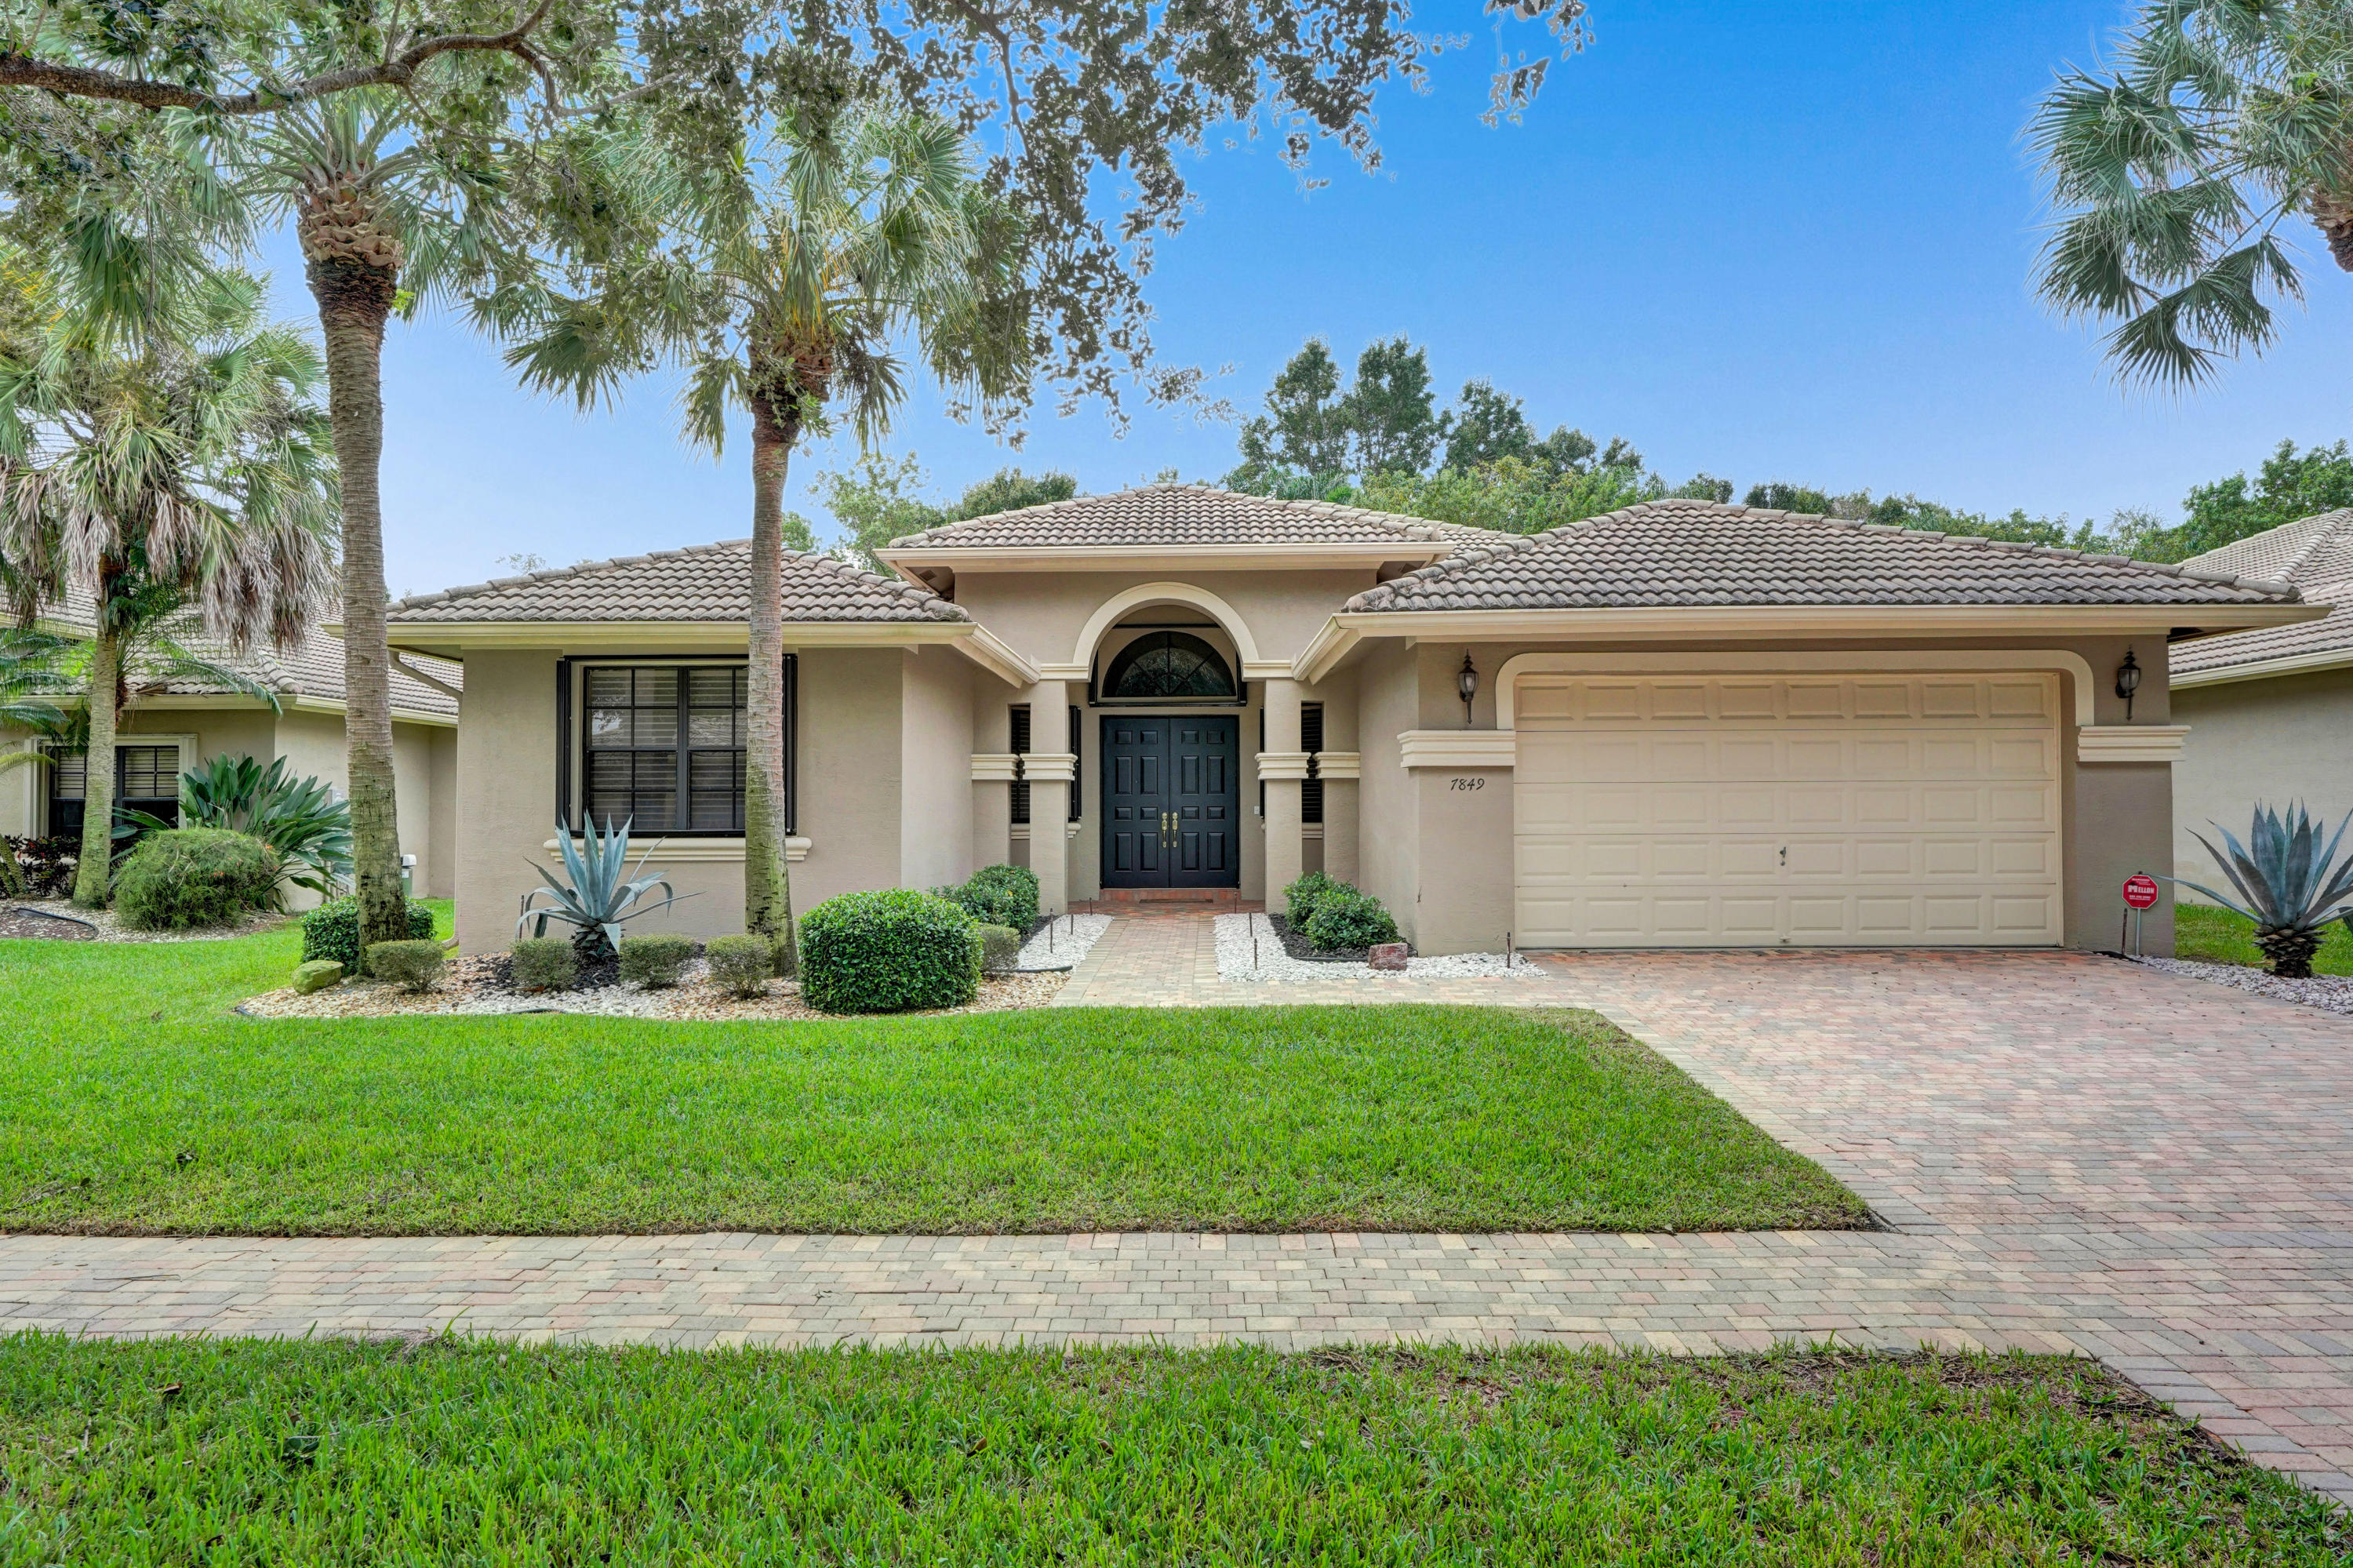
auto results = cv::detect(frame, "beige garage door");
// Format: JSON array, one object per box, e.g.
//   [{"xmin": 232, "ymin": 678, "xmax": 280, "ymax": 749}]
[{"xmin": 1515, "ymin": 674, "xmax": 2061, "ymax": 948}]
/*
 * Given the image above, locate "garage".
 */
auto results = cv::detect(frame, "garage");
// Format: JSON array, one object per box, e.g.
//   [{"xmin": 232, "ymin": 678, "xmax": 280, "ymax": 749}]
[{"xmin": 1514, "ymin": 673, "xmax": 2062, "ymax": 948}]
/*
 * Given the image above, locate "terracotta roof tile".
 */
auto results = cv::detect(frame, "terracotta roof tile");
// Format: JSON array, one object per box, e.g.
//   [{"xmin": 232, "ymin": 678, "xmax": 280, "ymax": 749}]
[
  {"xmin": 1344, "ymin": 499, "xmax": 2298, "ymax": 613},
  {"xmin": 386, "ymin": 540, "xmax": 966, "ymax": 624},
  {"xmin": 2173, "ymin": 510, "xmax": 2353, "ymax": 676},
  {"xmin": 886, "ymin": 482, "xmax": 1496, "ymax": 550}
]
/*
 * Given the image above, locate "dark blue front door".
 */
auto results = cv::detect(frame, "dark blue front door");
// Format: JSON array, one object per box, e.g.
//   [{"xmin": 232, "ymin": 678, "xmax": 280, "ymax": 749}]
[{"xmin": 1100, "ymin": 715, "xmax": 1238, "ymax": 888}]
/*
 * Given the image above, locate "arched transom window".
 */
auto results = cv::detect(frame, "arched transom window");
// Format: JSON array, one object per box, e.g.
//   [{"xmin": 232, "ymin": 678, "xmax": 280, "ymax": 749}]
[{"xmin": 1101, "ymin": 631, "xmax": 1236, "ymax": 702}]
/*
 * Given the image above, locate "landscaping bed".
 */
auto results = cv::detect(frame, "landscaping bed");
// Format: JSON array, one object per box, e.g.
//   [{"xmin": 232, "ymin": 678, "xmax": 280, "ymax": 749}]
[
  {"xmin": 242, "ymin": 953, "xmax": 1066, "ymax": 1020},
  {"xmin": 5, "ymin": 1336, "xmax": 2344, "ymax": 1565},
  {"xmin": 1213, "ymin": 912, "xmax": 1535, "ymax": 983},
  {"xmin": 2, "ymin": 898, "xmax": 285, "ymax": 943},
  {"xmin": 0, "ymin": 904, "xmax": 96, "ymax": 941},
  {"xmin": 0, "ymin": 922, "xmax": 1863, "ymax": 1232}
]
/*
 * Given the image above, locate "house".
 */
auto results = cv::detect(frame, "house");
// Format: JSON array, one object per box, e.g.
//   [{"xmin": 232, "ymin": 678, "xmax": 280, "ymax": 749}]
[
  {"xmin": 2169, "ymin": 508, "xmax": 2353, "ymax": 888},
  {"xmin": 0, "ymin": 607, "xmax": 464, "ymax": 898},
  {"xmin": 380, "ymin": 486, "xmax": 2313, "ymax": 957}
]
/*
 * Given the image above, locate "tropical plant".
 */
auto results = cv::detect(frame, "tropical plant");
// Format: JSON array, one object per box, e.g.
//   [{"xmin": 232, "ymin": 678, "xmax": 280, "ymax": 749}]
[
  {"xmin": 123, "ymin": 754, "xmax": 353, "ymax": 895},
  {"xmin": 0, "ymin": 248, "xmax": 336, "ymax": 907},
  {"xmin": 204, "ymin": 93, "xmax": 529, "ymax": 955},
  {"xmin": 2170, "ymin": 802, "xmax": 2353, "ymax": 977},
  {"xmin": 517, "ymin": 817, "xmax": 688, "ymax": 962},
  {"xmin": 506, "ymin": 103, "xmax": 1031, "ymax": 973},
  {"xmin": 2031, "ymin": 2, "xmax": 2353, "ymax": 385}
]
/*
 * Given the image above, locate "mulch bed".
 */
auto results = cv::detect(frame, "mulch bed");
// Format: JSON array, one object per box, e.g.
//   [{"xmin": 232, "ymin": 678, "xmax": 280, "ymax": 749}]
[
  {"xmin": 0, "ymin": 905, "xmax": 97, "ymax": 941},
  {"xmin": 1266, "ymin": 914, "xmax": 1410, "ymax": 965}
]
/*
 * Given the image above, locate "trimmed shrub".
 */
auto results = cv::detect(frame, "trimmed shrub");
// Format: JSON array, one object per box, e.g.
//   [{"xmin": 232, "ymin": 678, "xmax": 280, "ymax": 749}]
[
  {"xmin": 113, "ymin": 828, "xmax": 280, "ymax": 930},
  {"xmin": 976, "ymin": 922, "xmax": 1024, "ymax": 973},
  {"xmin": 802, "ymin": 890, "xmax": 980, "ymax": 1014},
  {"xmin": 290, "ymin": 959, "xmax": 343, "ymax": 994},
  {"xmin": 300, "ymin": 897, "xmax": 436, "ymax": 970},
  {"xmin": 1283, "ymin": 871, "xmax": 1340, "ymax": 931},
  {"xmin": 1304, "ymin": 886, "xmax": 1401, "ymax": 952},
  {"xmin": 509, "ymin": 937, "xmax": 577, "ymax": 992},
  {"xmin": 618, "ymin": 933, "xmax": 695, "ymax": 988},
  {"xmin": 934, "ymin": 863, "xmax": 1040, "ymax": 933},
  {"xmin": 365, "ymin": 939, "xmax": 445, "ymax": 992},
  {"xmin": 706, "ymin": 935, "xmax": 774, "ymax": 998}
]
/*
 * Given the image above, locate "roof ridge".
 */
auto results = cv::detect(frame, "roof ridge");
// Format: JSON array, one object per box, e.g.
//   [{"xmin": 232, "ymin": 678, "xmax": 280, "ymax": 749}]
[
  {"xmin": 883, "ymin": 481, "xmax": 1492, "ymax": 551},
  {"xmin": 389, "ymin": 537, "xmax": 755, "ymax": 613}
]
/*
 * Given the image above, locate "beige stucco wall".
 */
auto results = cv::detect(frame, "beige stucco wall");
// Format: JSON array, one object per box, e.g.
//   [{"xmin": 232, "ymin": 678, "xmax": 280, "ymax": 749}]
[
  {"xmin": 1345, "ymin": 633, "xmax": 2175, "ymax": 955},
  {"xmin": 950, "ymin": 569, "xmax": 1380, "ymax": 670},
  {"xmin": 453, "ymin": 650, "xmax": 560, "ymax": 954},
  {"xmin": 2171, "ymin": 666, "xmax": 2353, "ymax": 899},
  {"xmin": 900, "ymin": 646, "xmax": 976, "ymax": 893}
]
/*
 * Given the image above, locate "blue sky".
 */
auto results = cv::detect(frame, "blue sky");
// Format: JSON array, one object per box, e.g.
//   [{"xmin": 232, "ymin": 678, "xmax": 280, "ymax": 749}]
[{"xmin": 255, "ymin": 2, "xmax": 2353, "ymax": 599}]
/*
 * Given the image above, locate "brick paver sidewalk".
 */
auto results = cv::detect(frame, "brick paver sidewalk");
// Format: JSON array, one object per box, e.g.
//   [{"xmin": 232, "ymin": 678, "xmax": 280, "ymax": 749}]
[{"xmin": 7, "ymin": 940, "xmax": 2353, "ymax": 1501}]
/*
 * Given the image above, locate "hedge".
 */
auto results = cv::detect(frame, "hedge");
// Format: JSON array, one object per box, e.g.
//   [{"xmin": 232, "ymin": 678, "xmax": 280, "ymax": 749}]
[
  {"xmin": 113, "ymin": 829, "xmax": 280, "ymax": 931},
  {"xmin": 802, "ymin": 890, "xmax": 980, "ymax": 1014},
  {"xmin": 300, "ymin": 897, "xmax": 436, "ymax": 970}
]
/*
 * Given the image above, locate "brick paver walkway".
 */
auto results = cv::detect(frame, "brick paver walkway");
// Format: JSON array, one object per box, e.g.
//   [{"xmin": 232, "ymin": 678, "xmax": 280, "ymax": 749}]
[
  {"xmin": 6, "ymin": 936, "xmax": 2353, "ymax": 1500},
  {"xmin": 1053, "ymin": 908, "xmax": 1546, "ymax": 1006}
]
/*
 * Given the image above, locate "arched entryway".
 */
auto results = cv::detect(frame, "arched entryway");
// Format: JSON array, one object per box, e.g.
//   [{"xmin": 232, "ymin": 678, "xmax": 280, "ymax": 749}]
[{"xmin": 1088, "ymin": 606, "xmax": 1245, "ymax": 891}]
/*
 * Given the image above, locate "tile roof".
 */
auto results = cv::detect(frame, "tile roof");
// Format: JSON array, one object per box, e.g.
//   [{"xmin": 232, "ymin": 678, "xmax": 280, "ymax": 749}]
[
  {"xmin": 385, "ymin": 540, "xmax": 966, "ymax": 624},
  {"xmin": 42, "ymin": 591, "xmax": 459, "ymax": 719},
  {"xmin": 886, "ymin": 482, "xmax": 1497, "ymax": 550},
  {"xmin": 1344, "ymin": 498, "xmax": 2299, "ymax": 613},
  {"xmin": 2172, "ymin": 510, "xmax": 2353, "ymax": 677}
]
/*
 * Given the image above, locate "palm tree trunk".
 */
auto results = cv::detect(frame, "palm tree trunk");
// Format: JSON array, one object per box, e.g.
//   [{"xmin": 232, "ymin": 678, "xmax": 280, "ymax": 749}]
[
  {"xmin": 70, "ymin": 628, "xmax": 120, "ymax": 908},
  {"xmin": 307, "ymin": 254, "xmax": 405, "ymax": 964},
  {"xmin": 744, "ymin": 398, "xmax": 796, "ymax": 975},
  {"xmin": 2311, "ymin": 184, "xmax": 2353, "ymax": 271}
]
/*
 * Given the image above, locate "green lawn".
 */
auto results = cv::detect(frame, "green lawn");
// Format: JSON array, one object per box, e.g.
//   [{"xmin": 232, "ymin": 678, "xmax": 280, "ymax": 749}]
[
  {"xmin": 3, "ymin": 1335, "xmax": 2342, "ymax": 1565},
  {"xmin": 2173, "ymin": 902, "xmax": 2353, "ymax": 975},
  {"xmin": 0, "ymin": 919, "xmax": 1864, "ymax": 1235}
]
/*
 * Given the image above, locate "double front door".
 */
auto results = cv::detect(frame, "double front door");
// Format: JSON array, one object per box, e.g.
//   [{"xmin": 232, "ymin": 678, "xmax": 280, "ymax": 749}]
[{"xmin": 1100, "ymin": 715, "xmax": 1239, "ymax": 887}]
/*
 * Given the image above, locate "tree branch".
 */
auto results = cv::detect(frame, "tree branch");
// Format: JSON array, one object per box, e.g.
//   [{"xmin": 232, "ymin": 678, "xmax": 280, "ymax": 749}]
[{"xmin": 0, "ymin": 0, "xmax": 558, "ymax": 115}]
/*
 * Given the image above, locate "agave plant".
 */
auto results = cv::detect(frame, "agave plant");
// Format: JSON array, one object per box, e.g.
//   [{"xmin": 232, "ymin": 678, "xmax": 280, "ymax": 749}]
[
  {"xmin": 518, "ymin": 818, "xmax": 693, "ymax": 962},
  {"xmin": 2172, "ymin": 802, "xmax": 2353, "ymax": 978},
  {"xmin": 124, "ymin": 755, "xmax": 354, "ymax": 895}
]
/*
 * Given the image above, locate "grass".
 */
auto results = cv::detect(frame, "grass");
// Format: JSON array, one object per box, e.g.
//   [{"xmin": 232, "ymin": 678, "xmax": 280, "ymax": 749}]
[
  {"xmin": 2172, "ymin": 903, "xmax": 2353, "ymax": 975},
  {"xmin": 0, "ymin": 916, "xmax": 1864, "ymax": 1235},
  {"xmin": 2, "ymin": 1335, "xmax": 2343, "ymax": 1565}
]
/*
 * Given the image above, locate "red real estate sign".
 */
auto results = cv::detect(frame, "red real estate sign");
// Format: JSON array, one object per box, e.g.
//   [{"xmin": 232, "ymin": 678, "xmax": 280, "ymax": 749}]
[{"xmin": 2122, "ymin": 874, "xmax": 2160, "ymax": 910}]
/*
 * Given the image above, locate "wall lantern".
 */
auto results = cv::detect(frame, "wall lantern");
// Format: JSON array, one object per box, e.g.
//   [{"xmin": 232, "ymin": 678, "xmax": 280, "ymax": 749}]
[
  {"xmin": 2115, "ymin": 649, "xmax": 2141, "ymax": 722},
  {"xmin": 1457, "ymin": 653, "xmax": 1479, "ymax": 727}
]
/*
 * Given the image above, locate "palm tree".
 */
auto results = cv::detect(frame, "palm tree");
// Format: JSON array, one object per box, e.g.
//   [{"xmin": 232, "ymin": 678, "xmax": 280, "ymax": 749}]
[
  {"xmin": 2031, "ymin": 2, "xmax": 2353, "ymax": 385},
  {"xmin": 208, "ymin": 93, "xmax": 515, "ymax": 951},
  {"xmin": 0, "ymin": 249, "xmax": 336, "ymax": 905},
  {"xmin": 506, "ymin": 104, "xmax": 1029, "ymax": 970}
]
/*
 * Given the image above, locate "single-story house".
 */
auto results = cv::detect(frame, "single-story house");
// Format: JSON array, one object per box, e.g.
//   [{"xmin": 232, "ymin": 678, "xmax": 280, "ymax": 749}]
[
  {"xmin": 379, "ymin": 486, "xmax": 2313, "ymax": 957},
  {"xmin": 1, "ymin": 603, "xmax": 463, "ymax": 898},
  {"xmin": 2170, "ymin": 508, "xmax": 2353, "ymax": 889}
]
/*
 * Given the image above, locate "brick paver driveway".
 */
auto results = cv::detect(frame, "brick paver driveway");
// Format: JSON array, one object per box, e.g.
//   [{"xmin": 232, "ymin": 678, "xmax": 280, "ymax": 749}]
[
  {"xmin": 5, "ymin": 944, "xmax": 2353, "ymax": 1501},
  {"xmin": 1546, "ymin": 948, "xmax": 2353, "ymax": 1499}
]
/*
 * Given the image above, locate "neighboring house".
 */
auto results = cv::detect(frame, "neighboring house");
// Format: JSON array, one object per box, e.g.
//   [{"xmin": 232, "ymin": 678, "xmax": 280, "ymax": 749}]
[
  {"xmin": 381, "ymin": 486, "xmax": 2311, "ymax": 957},
  {"xmin": 2170, "ymin": 508, "xmax": 2353, "ymax": 891},
  {"xmin": 0, "ymin": 606, "xmax": 463, "ymax": 899}
]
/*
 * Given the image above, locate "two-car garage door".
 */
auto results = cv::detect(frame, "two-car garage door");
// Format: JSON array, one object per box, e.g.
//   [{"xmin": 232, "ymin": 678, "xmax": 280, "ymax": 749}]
[{"xmin": 1514, "ymin": 674, "xmax": 2061, "ymax": 948}]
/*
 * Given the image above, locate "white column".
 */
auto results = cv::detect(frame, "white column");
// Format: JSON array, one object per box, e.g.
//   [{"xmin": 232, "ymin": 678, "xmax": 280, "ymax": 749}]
[
  {"xmin": 1261, "ymin": 678, "xmax": 1304, "ymax": 914},
  {"xmin": 1023, "ymin": 680, "xmax": 1074, "ymax": 916}
]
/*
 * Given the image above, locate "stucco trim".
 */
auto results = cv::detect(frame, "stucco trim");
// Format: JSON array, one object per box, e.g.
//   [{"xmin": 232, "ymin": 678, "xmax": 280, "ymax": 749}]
[
  {"xmin": 1398, "ymin": 730, "xmax": 1517, "ymax": 769},
  {"xmin": 2169, "ymin": 646, "xmax": 2353, "ymax": 689},
  {"xmin": 1258, "ymin": 750, "xmax": 1362, "ymax": 780},
  {"xmin": 1315, "ymin": 603, "xmax": 2312, "ymax": 652},
  {"xmin": 541, "ymin": 835, "xmax": 809, "ymax": 864},
  {"xmin": 1060, "ymin": 582, "xmax": 1266, "ymax": 678},
  {"xmin": 1316, "ymin": 751, "xmax": 1362, "ymax": 780},
  {"xmin": 1494, "ymin": 649, "xmax": 2104, "ymax": 729},
  {"xmin": 949, "ymin": 625, "xmax": 1042, "ymax": 687},
  {"xmin": 1009, "ymin": 821, "xmax": 1083, "ymax": 840},
  {"xmin": 2077, "ymin": 725, "xmax": 2191, "ymax": 763},
  {"xmin": 972, "ymin": 751, "xmax": 1077, "ymax": 782},
  {"xmin": 881, "ymin": 543, "xmax": 1449, "ymax": 575}
]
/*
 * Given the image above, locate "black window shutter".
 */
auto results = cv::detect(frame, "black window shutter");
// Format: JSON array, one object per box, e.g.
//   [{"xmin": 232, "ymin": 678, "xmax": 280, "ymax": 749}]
[
  {"xmin": 783, "ymin": 653, "xmax": 798, "ymax": 836},
  {"xmin": 1008, "ymin": 703, "xmax": 1031, "ymax": 825},
  {"xmin": 1067, "ymin": 704, "xmax": 1082, "ymax": 822},
  {"xmin": 554, "ymin": 657, "xmax": 573, "ymax": 831},
  {"xmin": 1300, "ymin": 703, "xmax": 1324, "ymax": 754}
]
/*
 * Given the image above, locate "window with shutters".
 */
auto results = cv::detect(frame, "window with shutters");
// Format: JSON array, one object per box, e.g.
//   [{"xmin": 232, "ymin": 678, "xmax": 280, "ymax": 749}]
[
  {"xmin": 47, "ymin": 743, "xmax": 182, "ymax": 839},
  {"xmin": 1008, "ymin": 704, "xmax": 1032, "ymax": 824},
  {"xmin": 1300, "ymin": 702, "xmax": 1325, "ymax": 824},
  {"xmin": 1067, "ymin": 705, "xmax": 1082, "ymax": 822},
  {"xmin": 578, "ymin": 664, "xmax": 762, "ymax": 834}
]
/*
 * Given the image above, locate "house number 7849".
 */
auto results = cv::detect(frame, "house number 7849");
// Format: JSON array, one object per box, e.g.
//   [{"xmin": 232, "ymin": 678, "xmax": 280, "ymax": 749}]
[{"xmin": 1449, "ymin": 777, "xmax": 1486, "ymax": 791}]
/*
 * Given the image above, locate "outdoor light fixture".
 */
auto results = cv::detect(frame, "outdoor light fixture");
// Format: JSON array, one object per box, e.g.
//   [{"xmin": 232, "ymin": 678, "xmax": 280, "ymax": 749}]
[
  {"xmin": 1457, "ymin": 653, "xmax": 1479, "ymax": 727},
  {"xmin": 2115, "ymin": 649, "xmax": 2141, "ymax": 722}
]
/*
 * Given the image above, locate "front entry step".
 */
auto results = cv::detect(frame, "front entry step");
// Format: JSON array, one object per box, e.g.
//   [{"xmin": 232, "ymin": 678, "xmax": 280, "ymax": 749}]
[{"xmin": 1091, "ymin": 887, "xmax": 1240, "ymax": 905}]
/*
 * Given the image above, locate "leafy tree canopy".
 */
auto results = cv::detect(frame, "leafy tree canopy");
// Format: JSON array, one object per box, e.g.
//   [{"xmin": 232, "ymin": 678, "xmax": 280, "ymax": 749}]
[{"xmin": 820, "ymin": 453, "xmax": 1077, "ymax": 568}]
